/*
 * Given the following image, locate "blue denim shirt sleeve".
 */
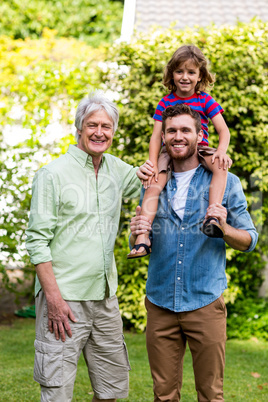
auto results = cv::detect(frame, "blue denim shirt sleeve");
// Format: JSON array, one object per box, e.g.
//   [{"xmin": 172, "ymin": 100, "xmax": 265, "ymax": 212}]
[{"xmin": 224, "ymin": 173, "xmax": 258, "ymax": 252}]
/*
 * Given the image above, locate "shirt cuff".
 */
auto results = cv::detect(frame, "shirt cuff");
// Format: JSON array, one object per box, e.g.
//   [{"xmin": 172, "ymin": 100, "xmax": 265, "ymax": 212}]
[{"xmin": 29, "ymin": 248, "xmax": 52, "ymax": 265}]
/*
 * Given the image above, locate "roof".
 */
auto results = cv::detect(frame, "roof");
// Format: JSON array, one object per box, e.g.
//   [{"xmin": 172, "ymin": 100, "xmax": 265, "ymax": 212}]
[{"xmin": 120, "ymin": 0, "xmax": 268, "ymax": 41}]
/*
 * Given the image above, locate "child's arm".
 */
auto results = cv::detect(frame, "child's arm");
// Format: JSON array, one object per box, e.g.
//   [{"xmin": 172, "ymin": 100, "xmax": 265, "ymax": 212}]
[
  {"xmin": 211, "ymin": 113, "xmax": 232, "ymax": 170},
  {"xmin": 148, "ymin": 120, "xmax": 163, "ymax": 182}
]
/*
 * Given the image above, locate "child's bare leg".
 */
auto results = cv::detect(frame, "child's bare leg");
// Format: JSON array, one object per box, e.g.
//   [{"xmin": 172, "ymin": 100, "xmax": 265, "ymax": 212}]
[
  {"xmin": 201, "ymin": 156, "xmax": 228, "ymax": 238},
  {"xmin": 206, "ymin": 157, "xmax": 228, "ymax": 205},
  {"xmin": 127, "ymin": 173, "xmax": 167, "ymax": 258}
]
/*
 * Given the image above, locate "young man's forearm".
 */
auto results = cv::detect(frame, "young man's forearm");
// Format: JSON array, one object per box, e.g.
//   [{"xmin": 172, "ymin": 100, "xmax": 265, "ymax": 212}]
[{"xmin": 223, "ymin": 225, "xmax": 252, "ymax": 251}]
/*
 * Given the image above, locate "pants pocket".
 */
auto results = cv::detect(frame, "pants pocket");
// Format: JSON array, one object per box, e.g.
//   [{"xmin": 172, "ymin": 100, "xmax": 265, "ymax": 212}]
[
  {"xmin": 215, "ymin": 294, "xmax": 227, "ymax": 318},
  {"xmin": 123, "ymin": 336, "xmax": 131, "ymax": 371},
  {"xmin": 34, "ymin": 339, "xmax": 63, "ymax": 387}
]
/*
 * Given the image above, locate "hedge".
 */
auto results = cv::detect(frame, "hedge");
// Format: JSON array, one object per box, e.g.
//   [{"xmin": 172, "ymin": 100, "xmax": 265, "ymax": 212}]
[{"xmin": 0, "ymin": 0, "xmax": 123, "ymax": 47}]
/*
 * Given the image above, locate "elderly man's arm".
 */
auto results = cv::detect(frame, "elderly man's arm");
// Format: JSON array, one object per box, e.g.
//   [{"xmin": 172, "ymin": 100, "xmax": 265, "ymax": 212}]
[
  {"xmin": 26, "ymin": 168, "xmax": 76, "ymax": 341},
  {"xmin": 36, "ymin": 262, "xmax": 76, "ymax": 342}
]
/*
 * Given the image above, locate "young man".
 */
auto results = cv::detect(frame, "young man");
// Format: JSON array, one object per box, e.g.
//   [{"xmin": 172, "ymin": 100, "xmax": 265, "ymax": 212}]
[
  {"xmin": 130, "ymin": 103, "xmax": 258, "ymax": 401},
  {"xmin": 26, "ymin": 92, "xmax": 141, "ymax": 402}
]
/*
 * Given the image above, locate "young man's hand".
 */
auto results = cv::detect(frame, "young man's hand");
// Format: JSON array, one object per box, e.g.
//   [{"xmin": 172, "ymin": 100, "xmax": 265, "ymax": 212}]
[
  {"xmin": 129, "ymin": 206, "xmax": 152, "ymax": 246},
  {"xmin": 205, "ymin": 202, "xmax": 227, "ymax": 227}
]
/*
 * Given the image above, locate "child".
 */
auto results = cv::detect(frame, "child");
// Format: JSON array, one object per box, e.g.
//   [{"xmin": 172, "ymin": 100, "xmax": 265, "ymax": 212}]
[{"xmin": 127, "ymin": 45, "xmax": 232, "ymax": 259}]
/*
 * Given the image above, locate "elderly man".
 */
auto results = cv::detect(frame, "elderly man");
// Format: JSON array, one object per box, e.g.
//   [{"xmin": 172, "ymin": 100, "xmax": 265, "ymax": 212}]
[
  {"xmin": 131, "ymin": 103, "xmax": 258, "ymax": 401},
  {"xmin": 26, "ymin": 92, "xmax": 141, "ymax": 402}
]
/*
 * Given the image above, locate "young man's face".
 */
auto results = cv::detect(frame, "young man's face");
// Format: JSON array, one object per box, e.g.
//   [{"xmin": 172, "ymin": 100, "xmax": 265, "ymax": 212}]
[
  {"xmin": 162, "ymin": 114, "xmax": 203, "ymax": 161},
  {"xmin": 77, "ymin": 110, "xmax": 114, "ymax": 158}
]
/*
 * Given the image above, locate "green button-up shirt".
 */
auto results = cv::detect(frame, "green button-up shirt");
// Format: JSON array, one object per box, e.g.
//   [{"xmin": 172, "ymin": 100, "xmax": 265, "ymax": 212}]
[{"xmin": 26, "ymin": 145, "xmax": 141, "ymax": 300}]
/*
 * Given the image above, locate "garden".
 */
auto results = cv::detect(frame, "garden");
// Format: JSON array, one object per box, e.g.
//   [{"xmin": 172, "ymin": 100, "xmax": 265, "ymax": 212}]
[{"xmin": 0, "ymin": 0, "xmax": 267, "ymax": 400}]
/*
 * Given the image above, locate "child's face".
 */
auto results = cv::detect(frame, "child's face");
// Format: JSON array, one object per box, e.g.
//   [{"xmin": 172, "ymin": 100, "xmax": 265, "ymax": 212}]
[{"xmin": 173, "ymin": 60, "xmax": 201, "ymax": 97}]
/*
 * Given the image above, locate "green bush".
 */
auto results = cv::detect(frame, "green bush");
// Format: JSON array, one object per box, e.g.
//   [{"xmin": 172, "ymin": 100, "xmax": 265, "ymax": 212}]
[
  {"xmin": 115, "ymin": 225, "xmax": 148, "ymax": 332},
  {"xmin": 0, "ymin": 0, "xmax": 123, "ymax": 47},
  {"xmin": 227, "ymin": 297, "xmax": 268, "ymax": 341},
  {"xmin": 100, "ymin": 20, "xmax": 268, "ymax": 333}
]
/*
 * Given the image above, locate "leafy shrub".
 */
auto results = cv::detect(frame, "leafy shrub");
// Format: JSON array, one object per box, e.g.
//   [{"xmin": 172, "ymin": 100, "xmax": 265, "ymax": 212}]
[
  {"xmin": 0, "ymin": 0, "xmax": 123, "ymax": 47},
  {"xmin": 115, "ymin": 224, "xmax": 148, "ymax": 332},
  {"xmin": 227, "ymin": 297, "xmax": 268, "ymax": 341}
]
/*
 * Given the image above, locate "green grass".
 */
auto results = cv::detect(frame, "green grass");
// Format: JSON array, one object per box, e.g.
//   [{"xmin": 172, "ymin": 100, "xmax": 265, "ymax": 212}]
[{"xmin": 0, "ymin": 318, "xmax": 267, "ymax": 401}]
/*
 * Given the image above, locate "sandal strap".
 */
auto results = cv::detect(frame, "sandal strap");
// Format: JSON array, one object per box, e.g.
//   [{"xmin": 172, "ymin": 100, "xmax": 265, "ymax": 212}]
[
  {"xmin": 134, "ymin": 243, "xmax": 150, "ymax": 253},
  {"xmin": 204, "ymin": 217, "xmax": 219, "ymax": 227}
]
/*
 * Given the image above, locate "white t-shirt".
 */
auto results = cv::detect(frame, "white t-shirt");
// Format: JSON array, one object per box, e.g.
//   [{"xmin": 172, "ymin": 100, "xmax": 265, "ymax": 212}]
[{"xmin": 171, "ymin": 167, "xmax": 198, "ymax": 220}]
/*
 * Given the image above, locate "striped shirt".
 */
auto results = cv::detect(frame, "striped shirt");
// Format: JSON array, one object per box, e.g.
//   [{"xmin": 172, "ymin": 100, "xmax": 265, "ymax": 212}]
[{"xmin": 153, "ymin": 92, "xmax": 223, "ymax": 146}]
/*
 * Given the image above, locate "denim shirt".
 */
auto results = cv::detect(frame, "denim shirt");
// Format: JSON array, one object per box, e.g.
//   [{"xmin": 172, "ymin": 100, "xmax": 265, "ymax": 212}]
[{"xmin": 145, "ymin": 165, "xmax": 258, "ymax": 312}]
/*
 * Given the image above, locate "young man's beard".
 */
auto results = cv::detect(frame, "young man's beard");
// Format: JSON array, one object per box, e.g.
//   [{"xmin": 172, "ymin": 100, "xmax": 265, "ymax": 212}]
[{"xmin": 165, "ymin": 139, "xmax": 198, "ymax": 161}]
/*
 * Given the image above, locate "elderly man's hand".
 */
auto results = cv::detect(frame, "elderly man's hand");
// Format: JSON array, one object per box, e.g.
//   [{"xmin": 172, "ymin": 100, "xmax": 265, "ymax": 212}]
[
  {"xmin": 46, "ymin": 295, "xmax": 77, "ymax": 342},
  {"xmin": 136, "ymin": 160, "xmax": 155, "ymax": 189}
]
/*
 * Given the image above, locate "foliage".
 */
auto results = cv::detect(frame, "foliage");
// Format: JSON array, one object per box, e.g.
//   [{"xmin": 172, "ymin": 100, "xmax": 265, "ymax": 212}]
[
  {"xmin": 0, "ymin": 0, "xmax": 123, "ymax": 47},
  {"xmin": 114, "ymin": 220, "xmax": 148, "ymax": 332},
  {"xmin": 0, "ymin": 31, "xmax": 102, "ymax": 298},
  {"xmin": 227, "ymin": 297, "xmax": 268, "ymax": 341},
  {"xmin": 100, "ymin": 20, "xmax": 268, "ymax": 332}
]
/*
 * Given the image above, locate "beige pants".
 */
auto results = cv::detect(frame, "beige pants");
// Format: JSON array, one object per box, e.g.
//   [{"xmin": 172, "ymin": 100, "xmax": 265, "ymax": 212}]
[
  {"xmin": 34, "ymin": 291, "xmax": 130, "ymax": 401},
  {"xmin": 145, "ymin": 296, "xmax": 227, "ymax": 401}
]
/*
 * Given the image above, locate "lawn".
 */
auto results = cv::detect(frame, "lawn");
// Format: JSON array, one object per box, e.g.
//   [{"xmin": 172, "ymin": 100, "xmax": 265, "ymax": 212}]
[{"xmin": 0, "ymin": 318, "xmax": 267, "ymax": 401}]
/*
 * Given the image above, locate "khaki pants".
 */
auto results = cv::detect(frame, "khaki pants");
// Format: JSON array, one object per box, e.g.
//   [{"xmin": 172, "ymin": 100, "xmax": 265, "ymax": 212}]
[
  {"xmin": 145, "ymin": 296, "xmax": 227, "ymax": 401},
  {"xmin": 34, "ymin": 291, "xmax": 130, "ymax": 402}
]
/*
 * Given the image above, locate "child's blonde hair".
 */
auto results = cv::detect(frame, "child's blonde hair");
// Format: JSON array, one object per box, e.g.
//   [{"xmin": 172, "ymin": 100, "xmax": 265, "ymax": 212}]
[{"xmin": 163, "ymin": 45, "xmax": 215, "ymax": 95}]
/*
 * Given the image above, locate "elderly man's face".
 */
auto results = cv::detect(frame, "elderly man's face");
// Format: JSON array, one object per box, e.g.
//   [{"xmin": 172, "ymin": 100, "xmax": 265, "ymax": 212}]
[
  {"xmin": 77, "ymin": 110, "xmax": 114, "ymax": 158},
  {"xmin": 162, "ymin": 114, "xmax": 203, "ymax": 161}
]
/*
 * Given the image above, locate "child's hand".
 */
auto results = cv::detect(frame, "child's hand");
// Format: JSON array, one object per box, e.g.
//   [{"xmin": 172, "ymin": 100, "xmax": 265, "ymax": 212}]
[
  {"xmin": 211, "ymin": 149, "xmax": 232, "ymax": 170},
  {"xmin": 152, "ymin": 166, "xmax": 159, "ymax": 183},
  {"xmin": 137, "ymin": 160, "xmax": 154, "ymax": 188}
]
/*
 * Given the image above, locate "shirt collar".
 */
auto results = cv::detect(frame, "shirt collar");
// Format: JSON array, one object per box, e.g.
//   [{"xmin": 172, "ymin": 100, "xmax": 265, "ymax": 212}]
[
  {"xmin": 169, "ymin": 164, "xmax": 203, "ymax": 187},
  {"xmin": 67, "ymin": 144, "xmax": 105, "ymax": 168}
]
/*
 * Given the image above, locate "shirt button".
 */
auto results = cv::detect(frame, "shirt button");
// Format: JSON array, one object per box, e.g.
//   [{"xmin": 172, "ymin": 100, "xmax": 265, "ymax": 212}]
[
  {"xmin": 181, "ymin": 227, "xmax": 185, "ymax": 230},
  {"xmin": 177, "ymin": 277, "xmax": 181, "ymax": 280},
  {"xmin": 180, "ymin": 244, "xmax": 183, "ymax": 247},
  {"xmin": 179, "ymin": 261, "xmax": 182, "ymax": 264}
]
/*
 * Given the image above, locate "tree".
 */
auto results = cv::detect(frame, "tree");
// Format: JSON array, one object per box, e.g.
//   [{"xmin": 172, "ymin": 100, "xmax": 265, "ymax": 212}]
[{"xmin": 0, "ymin": 0, "xmax": 123, "ymax": 47}]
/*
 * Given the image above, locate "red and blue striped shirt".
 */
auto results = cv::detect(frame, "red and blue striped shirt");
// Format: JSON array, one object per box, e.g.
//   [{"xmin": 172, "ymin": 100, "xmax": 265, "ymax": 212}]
[{"xmin": 153, "ymin": 92, "xmax": 224, "ymax": 146}]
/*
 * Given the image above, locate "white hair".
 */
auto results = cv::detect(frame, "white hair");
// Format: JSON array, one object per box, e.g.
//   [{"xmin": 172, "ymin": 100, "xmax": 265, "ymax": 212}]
[{"xmin": 74, "ymin": 91, "xmax": 119, "ymax": 142}]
